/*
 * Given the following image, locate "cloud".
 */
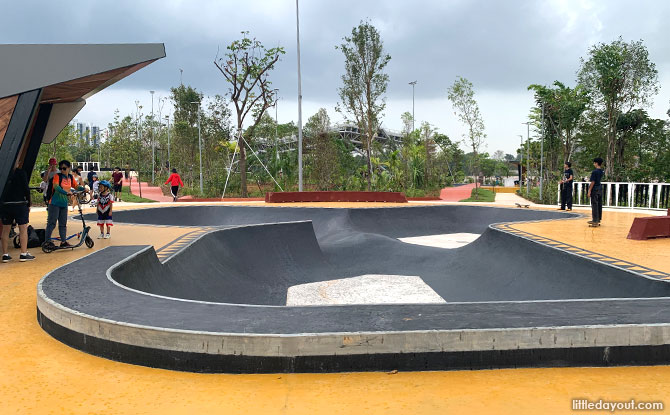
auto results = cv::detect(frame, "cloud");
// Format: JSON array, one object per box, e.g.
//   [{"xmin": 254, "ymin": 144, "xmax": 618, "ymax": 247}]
[{"xmin": 3, "ymin": 0, "xmax": 670, "ymax": 155}]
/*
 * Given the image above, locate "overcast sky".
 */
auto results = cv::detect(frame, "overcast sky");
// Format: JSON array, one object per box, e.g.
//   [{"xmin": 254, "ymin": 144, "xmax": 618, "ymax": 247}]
[{"xmin": 4, "ymin": 0, "xmax": 670, "ymax": 155}]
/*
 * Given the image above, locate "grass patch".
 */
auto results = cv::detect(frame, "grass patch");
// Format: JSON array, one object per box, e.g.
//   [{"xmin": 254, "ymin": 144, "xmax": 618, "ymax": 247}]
[
  {"xmin": 117, "ymin": 187, "xmax": 157, "ymax": 203},
  {"xmin": 459, "ymin": 187, "xmax": 495, "ymax": 202}
]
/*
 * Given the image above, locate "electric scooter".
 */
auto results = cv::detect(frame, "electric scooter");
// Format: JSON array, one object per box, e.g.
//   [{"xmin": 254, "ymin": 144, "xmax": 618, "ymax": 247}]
[{"xmin": 41, "ymin": 191, "xmax": 94, "ymax": 253}]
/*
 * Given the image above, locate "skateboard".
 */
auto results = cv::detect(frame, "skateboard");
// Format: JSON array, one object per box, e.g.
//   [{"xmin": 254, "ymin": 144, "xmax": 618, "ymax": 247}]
[{"xmin": 515, "ymin": 203, "xmax": 530, "ymax": 208}]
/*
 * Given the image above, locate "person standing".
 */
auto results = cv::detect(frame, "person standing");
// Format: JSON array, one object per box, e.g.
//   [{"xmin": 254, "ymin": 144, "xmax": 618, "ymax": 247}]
[
  {"xmin": 111, "ymin": 167, "xmax": 123, "ymax": 202},
  {"xmin": 45, "ymin": 160, "xmax": 81, "ymax": 247},
  {"xmin": 165, "ymin": 168, "xmax": 184, "ymax": 202},
  {"xmin": 70, "ymin": 167, "xmax": 84, "ymax": 212},
  {"xmin": 96, "ymin": 181, "xmax": 114, "ymax": 239},
  {"xmin": 559, "ymin": 162, "xmax": 574, "ymax": 211},
  {"xmin": 86, "ymin": 167, "xmax": 96, "ymax": 190},
  {"xmin": 587, "ymin": 157, "xmax": 604, "ymax": 227},
  {"xmin": 1, "ymin": 161, "xmax": 35, "ymax": 262},
  {"xmin": 46, "ymin": 158, "xmax": 58, "ymax": 182}
]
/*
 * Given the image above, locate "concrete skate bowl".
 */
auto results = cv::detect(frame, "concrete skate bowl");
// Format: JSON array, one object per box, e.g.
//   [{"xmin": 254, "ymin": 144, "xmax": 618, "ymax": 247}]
[{"xmin": 38, "ymin": 205, "xmax": 670, "ymax": 373}]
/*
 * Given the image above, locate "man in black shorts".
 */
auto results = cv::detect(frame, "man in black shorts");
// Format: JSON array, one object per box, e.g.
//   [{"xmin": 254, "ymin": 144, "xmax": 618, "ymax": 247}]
[
  {"xmin": 112, "ymin": 166, "xmax": 123, "ymax": 202},
  {"xmin": 1, "ymin": 162, "xmax": 35, "ymax": 262},
  {"xmin": 587, "ymin": 157, "xmax": 605, "ymax": 226}
]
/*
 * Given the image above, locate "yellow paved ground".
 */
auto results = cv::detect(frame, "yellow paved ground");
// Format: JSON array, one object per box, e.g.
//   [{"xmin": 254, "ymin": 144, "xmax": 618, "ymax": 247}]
[
  {"xmin": 510, "ymin": 209, "xmax": 670, "ymax": 274},
  {"xmin": 1, "ymin": 203, "xmax": 670, "ymax": 414}
]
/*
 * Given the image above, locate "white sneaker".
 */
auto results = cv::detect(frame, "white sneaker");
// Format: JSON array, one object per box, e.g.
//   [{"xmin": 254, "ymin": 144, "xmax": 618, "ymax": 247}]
[
  {"xmin": 97, "ymin": 233, "xmax": 104, "ymax": 239},
  {"xmin": 104, "ymin": 233, "xmax": 111, "ymax": 239}
]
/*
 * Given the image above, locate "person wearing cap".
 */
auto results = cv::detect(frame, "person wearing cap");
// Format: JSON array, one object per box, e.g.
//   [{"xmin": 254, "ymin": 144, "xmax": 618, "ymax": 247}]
[
  {"xmin": 45, "ymin": 158, "xmax": 58, "ymax": 182},
  {"xmin": 96, "ymin": 180, "xmax": 113, "ymax": 239}
]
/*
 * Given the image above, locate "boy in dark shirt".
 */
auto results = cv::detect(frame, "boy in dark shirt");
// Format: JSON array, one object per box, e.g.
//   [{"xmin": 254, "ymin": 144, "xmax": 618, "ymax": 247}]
[
  {"xmin": 587, "ymin": 157, "xmax": 604, "ymax": 226},
  {"xmin": 559, "ymin": 161, "xmax": 574, "ymax": 211}
]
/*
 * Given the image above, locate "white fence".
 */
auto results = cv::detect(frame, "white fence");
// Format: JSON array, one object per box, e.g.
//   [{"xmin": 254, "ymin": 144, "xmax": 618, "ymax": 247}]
[{"xmin": 558, "ymin": 182, "xmax": 670, "ymax": 210}]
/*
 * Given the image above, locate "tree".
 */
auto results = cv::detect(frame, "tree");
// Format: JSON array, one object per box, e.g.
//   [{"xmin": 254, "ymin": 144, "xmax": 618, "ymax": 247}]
[
  {"xmin": 447, "ymin": 76, "xmax": 486, "ymax": 195},
  {"xmin": 492, "ymin": 150, "xmax": 505, "ymax": 161},
  {"xmin": 336, "ymin": 21, "xmax": 391, "ymax": 191},
  {"xmin": 304, "ymin": 108, "xmax": 338, "ymax": 190},
  {"xmin": 528, "ymin": 81, "xmax": 589, "ymax": 168},
  {"xmin": 419, "ymin": 121, "xmax": 436, "ymax": 185},
  {"xmin": 401, "ymin": 111, "xmax": 414, "ymax": 137},
  {"xmin": 577, "ymin": 37, "xmax": 658, "ymax": 179},
  {"xmin": 214, "ymin": 31, "xmax": 285, "ymax": 197}
]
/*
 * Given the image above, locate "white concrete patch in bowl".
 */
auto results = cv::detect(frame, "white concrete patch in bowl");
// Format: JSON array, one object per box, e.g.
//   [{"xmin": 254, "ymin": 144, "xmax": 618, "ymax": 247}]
[
  {"xmin": 398, "ymin": 233, "xmax": 481, "ymax": 249},
  {"xmin": 286, "ymin": 274, "xmax": 446, "ymax": 306}
]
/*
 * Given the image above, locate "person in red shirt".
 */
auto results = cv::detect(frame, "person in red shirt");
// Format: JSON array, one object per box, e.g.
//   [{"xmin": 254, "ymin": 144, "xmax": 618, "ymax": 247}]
[
  {"xmin": 165, "ymin": 168, "xmax": 184, "ymax": 202},
  {"xmin": 111, "ymin": 167, "xmax": 124, "ymax": 202}
]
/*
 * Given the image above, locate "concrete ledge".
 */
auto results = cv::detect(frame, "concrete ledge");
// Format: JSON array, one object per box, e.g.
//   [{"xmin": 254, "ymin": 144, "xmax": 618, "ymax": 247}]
[{"xmin": 36, "ymin": 307, "xmax": 670, "ymax": 373}]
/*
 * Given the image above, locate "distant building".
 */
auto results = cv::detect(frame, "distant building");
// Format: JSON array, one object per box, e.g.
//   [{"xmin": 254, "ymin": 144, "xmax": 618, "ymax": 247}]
[
  {"xmin": 73, "ymin": 122, "xmax": 100, "ymax": 146},
  {"xmin": 91, "ymin": 125, "xmax": 100, "ymax": 146}
]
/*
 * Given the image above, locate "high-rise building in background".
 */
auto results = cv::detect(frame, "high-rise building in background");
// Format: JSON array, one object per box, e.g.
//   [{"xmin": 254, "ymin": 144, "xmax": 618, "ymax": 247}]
[
  {"xmin": 91, "ymin": 126, "xmax": 100, "ymax": 146},
  {"xmin": 73, "ymin": 121, "xmax": 100, "ymax": 146}
]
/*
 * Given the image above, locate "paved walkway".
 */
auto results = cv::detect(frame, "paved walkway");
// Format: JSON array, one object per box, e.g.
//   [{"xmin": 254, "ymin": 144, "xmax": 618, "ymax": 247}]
[
  {"xmin": 122, "ymin": 178, "xmax": 173, "ymax": 202},
  {"xmin": 493, "ymin": 192, "xmax": 533, "ymax": 206},
  {"xmin": 439, "ymin": 183, "xmax": 477, "ymax": 201}
]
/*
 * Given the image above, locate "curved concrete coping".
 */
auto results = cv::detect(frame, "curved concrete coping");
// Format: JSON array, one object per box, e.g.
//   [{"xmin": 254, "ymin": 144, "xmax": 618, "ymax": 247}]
[{"xmin": 36, "ymin": 222, "xmax": 670, "ymax": 373}]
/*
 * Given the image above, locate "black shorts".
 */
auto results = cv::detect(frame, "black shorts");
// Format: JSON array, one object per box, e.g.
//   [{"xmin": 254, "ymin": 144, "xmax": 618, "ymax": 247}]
[
  {"xmin": 113, "ymin": 184, "xmax": 122, "ymax": 193},
  {"xmin": 1, "ymin": 204, "xmax": 29, "ymax": 225}
]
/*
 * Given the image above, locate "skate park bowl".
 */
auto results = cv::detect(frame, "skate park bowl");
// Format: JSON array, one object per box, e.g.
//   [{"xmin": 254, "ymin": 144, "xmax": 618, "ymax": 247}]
[{"xmin": 37, "ymin": 205, "xmax": 670, "ymax": 373}]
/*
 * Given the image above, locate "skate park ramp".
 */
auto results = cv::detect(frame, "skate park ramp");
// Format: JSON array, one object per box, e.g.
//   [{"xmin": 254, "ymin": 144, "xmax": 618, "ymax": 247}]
[
  {"xmin": 105, "ymin": 205, "xmax": 670, "ymax": 305},
  {"xmin": 39, "ymin": 204, "xmax": 670, "ymax": 373}
]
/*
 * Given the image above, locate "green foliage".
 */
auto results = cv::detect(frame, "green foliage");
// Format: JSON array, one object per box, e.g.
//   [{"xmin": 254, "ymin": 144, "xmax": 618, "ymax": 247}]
[
  {"xmin": 460, "ymin": 188, "xmax": 495, "ymax": 202},
  {"xmin": 214, "ymin": 31, "xmax": 285, "ymax": 197},
  {"xmin": 577, "ymin": 37, "xmax": 659, "ymax": 179},
  {"xmin": 336, "ymin": 20, "xmax": 391, "ymax": 190}
]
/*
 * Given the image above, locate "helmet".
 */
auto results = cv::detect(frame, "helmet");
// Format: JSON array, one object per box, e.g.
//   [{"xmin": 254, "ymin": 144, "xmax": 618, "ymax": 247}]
[{"xmin": 99, "ymin": 180, "xmax": 112, "ymax": 189}]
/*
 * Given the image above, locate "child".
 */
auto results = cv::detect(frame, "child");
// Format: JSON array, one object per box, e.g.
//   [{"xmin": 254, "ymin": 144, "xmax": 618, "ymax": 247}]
[
  {"xmin": 90, "ymin": 174, "xmax": 99, "ymax": 206},
  {"xmin": 96, "ymin": 180, "xmax": 113, "ymax": 239},
  {"xmin": 587, "ymin": 157, "xmax": 604, "ymax": 227}
]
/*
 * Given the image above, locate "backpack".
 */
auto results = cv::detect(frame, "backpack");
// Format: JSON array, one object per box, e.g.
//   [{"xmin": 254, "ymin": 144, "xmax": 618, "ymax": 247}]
[
  {"xmin": 45, "ymin": 173, "xmax": 73, "ymax": 203},
  {"xmin": 26, "ymin": 225, "xmax": 44, "ymax": 248}
]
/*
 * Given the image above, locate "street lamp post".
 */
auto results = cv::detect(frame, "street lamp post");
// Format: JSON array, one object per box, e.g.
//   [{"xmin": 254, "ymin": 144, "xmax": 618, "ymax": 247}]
[
  {"xmin": 409, "ymin": 81, "xmax": 417, "ymax": 132},
  {"xmin": 296, "ymin": 0, "xmax": 303, "ymax": 191},
  {"xmin": 273, "ymin": 89, "xmax": 280, "ymax": 162},
  {"xmin": 165, "ymin": 116, "xmax": 171, "ymax": 172},
  {"xmin": 540, "ymin": 103, "xmax": 545, "ymax": 198},
  {"xmin": 522, "ymin": 121, "xmax": 530, "ymax": 194},
  {"xmin": 135, "ymin": 100, "xmax": 143, "ymax": 198},
  {"xmin": 190, "ymin": 101, "xmax": 203, "ymax": 194},
  {"xmin": 150, "ymin": 90, "xmax": 155, "ymax": 184},
  {"xmin": 518, "ymin": 134, "xmax": 523, "ymax": 190}
]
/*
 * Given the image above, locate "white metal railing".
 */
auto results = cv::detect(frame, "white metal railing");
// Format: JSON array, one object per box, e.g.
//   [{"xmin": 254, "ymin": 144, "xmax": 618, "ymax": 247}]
[{"xmin": 557, "ymin": 182, "xmax": 670, "ymax": 210}]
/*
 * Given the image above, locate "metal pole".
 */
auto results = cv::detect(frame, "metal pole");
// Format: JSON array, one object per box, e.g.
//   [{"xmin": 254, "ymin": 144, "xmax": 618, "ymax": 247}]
[
  {"xmin": 197, "ymin": 106, "xmax": 203, "ymax": 194},
  {"xmin": 135, "ymin": 101, "xmax": 143, "ymax": 198},
  {"xmin": 409, "ymin": 81, "xmax": 417, "ymax": 132},
  {"xmin": 522, "ymin": 121, "xmax": 530, "ymax": 194},
  {"xmin": 296, "ymin": 0, "xmax": 303, "ymax": 191},
  {"xmin": 518, "ymin": 135, "xmax": 523, "ymax": 190},
  {"xmin": 540, "ymin": 104, "xmax": 544, "ymax": 198},
  {"xmin": 165, "ymin": 116, "xmax": 171, "ymax": 172},
  {"xmin": 150, "ymin": 90, "xmax": 155, "ymax": 184}
]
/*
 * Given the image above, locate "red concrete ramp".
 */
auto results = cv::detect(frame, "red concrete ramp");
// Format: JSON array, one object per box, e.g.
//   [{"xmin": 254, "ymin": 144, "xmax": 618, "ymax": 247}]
[{"xmin": 439, "ymin": 183, "xmax": 477, "ymax": 201}]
